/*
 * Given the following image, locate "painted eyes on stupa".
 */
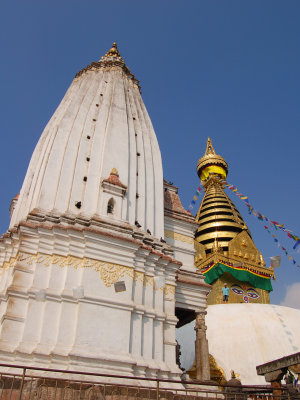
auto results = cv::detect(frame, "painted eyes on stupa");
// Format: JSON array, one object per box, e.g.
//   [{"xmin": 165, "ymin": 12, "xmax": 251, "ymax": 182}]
[
  {"xmin": 246, "ymin": 290, "xmax": 259, "ymax": 299},
  {"xmin": 230, "ymin": 284, "xmax": 260, "ymax": 301},
  {"xmin": 231, "ymin": 287, "xmax": 244, "ymax": 295}
]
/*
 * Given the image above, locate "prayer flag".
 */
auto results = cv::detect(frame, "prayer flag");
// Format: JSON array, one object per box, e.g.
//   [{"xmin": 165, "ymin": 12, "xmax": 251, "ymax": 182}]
[
  {"xmin": 293, "ymin": 240, "xmax": 300, "ymax": 250},
  {"xmin": 193, "ymin": 196, "xmax": 197, "ymax": 200},
  {"xmin": 270, "ymin": 256, "xmax": 281, "ymax": 268}
]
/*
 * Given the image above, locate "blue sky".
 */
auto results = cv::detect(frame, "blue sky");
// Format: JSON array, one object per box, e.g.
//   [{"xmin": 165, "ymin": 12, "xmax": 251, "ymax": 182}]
[{"xmin": 0, "ymin": 0, "xmax": 299, "ymax": 306}]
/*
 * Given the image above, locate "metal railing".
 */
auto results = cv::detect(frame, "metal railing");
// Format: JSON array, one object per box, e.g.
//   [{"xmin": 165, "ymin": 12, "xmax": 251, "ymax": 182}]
[{"xmin": 0, "ymin": 363, "xmax": 291, "ymax": 400}]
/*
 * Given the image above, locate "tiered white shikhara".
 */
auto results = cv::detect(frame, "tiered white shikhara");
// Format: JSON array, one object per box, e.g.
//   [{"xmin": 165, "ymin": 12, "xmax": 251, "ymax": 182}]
[{"xmin": 0, "ymin": 43, "xmax": 208, "ymax": 379}]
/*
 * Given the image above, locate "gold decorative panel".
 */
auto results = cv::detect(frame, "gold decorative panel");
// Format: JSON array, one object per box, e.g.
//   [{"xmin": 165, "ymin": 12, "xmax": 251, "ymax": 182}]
[
  {"xmin": 228, "ymin": 230, "xmax": 261, "ymax": 265},
  {"xmin": 164, "ymin": 230, "xmax": 194, "ymax": 244},
  {"xmin": 1, "ymin": 251, "xmax": 175, "ymax": 295},
  {"xmin": 207, "ymin": 272, "xmax": 270, "ymax": 305}
]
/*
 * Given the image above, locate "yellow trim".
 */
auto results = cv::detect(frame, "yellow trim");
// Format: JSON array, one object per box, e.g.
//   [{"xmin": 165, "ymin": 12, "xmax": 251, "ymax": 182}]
[{"xmin": 200, "ymin": 165, "xmax": 227, "ymax": 181}]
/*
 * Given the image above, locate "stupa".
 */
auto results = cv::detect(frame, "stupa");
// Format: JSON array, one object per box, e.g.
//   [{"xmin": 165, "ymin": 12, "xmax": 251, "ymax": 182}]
[
  {"xmin": 194, "ymin": 138, "xmax": 274, "ymax": 305},
  {"xmin": 177, "ymin": 139, "xmax": 300, "ymax": 385},
  {"xmin": 0, "ymin": 43, "xmax": 210, "ymax": 379}
]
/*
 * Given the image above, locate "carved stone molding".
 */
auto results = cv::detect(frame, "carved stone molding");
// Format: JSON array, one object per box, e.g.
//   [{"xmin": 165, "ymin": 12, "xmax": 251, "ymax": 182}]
[{"xmin": 1, "ymin": 251, "xmax": 175, "ymax": 294}]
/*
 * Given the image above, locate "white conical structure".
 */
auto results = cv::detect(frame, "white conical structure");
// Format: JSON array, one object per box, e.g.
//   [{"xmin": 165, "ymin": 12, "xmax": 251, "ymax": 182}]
[
  {"xmin": 0, "ymin": 43, "xmax": 209, "ymax": 382},
  {"xmin": 10, "ymin": 42, "xmax": 163, "ymax": 239}
]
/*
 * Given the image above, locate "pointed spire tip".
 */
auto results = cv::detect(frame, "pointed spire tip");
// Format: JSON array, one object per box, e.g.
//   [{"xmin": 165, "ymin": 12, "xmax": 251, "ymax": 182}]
[
  {"xmin": 204, "ymin": 137, "xmax": 216, "ymax": 156},
  {"xmin": 103, "ymin": 42, "xmax": 121, "ymax": 58}
]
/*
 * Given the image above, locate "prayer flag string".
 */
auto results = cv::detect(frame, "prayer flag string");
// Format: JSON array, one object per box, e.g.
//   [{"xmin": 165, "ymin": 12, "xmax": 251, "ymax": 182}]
[
  {"xmin": 187, "ymin": 187, "xmax": 202, "ymax": 214},
  {"xmin": 221, "ymin": 180, "xmax": 300, "ymax": 268},
  {"xmin": 221, "ymin": 180, "xmax": 300, "ymax": 243},
  {"xmin": 186, "ymin": 181, "xmax": 299, "ymax": 268},
  {"xmin": 263, "ymin": 224, "xmax": 299, "ymax": 267}
]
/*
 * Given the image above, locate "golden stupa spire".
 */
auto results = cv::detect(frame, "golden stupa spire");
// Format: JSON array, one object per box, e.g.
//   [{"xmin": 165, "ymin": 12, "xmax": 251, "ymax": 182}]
[
  {"xmin": 195, "ymin": 137, "xmax": 248, "ymax": 255},
  {"xmin": 194, "ymin": 138, "xmax": 275, "ymax": 306}
]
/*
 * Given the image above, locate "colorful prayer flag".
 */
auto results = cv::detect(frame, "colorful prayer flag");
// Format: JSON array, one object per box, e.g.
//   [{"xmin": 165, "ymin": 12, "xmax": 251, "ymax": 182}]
[{"xmin": 293, "ymin": 240, "xmax": 300, "ymax": 250}]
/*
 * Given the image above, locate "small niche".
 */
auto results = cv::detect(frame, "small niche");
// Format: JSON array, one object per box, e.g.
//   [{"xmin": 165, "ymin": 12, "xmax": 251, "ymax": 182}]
[
  {"xmin": 86, "ymin": 157, "xmax": 90, "ymax": 161},
  {"xmin": 107, "ymin": 198, "xmax": 115, "ymax": 215},
  {"xmin": 100, "ymin": 94, "xmax": 103, "ymax": 96},
  {"xmin": 133, "ymin": 117, "xmax": 136, "ymax": 120},
  {"xmin": 136, "ymin": 194, "xmax": 139, "ymax": 199},
  {"xmin": 83, "ymin": 177, "xmax": 87, "ymax": 182},
  {"xmin": 93, "ymin": 119, "xmax": 96, "ymax": 122},
  {"xmin": 87, "ymin": 135, "xmax": 91, "ymax": 139},
  {"xmin": 96, "ymin": 104, "xmax": 99, "ymax": 107},
  {"xmin": 137, "ymin": 152, "xmax": 140, "ymax": 156},
  {"xmin": 75, "ymin": 201, "xmax": 82, "ymax": 209}
]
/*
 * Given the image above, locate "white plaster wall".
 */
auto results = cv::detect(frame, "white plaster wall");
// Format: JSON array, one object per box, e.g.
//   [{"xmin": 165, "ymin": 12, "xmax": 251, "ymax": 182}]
[
  {"xmin": 10, "ymin": 67, "xmax": 164, "ymax": 238},
  {"xmin": 164, "ymin": 216, "xmax": 197, "ymax": 272},
  {"xmin": 0, "ymin": 226, "xmax": 181, "ymax": 379}
]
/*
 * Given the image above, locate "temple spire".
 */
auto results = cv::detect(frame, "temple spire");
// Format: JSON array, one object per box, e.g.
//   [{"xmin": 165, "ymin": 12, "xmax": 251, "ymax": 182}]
[
  {"xmin": 100, "ymin": 42, "xmax": 123, "ymax": 60},
  {"xmin": 75, "ymin": 41, "xmax": 140, "ymax": 90},
  {"xmin": 194, "ymin": 139, "xmax": 275, "ymax": 306},
  {"xmin": 204, "ymin": 137, "xmax": 216, "ymax": 156},
  {"xmin": 10, "ymin": 42, "xmax": 161, "ymax": 236}
]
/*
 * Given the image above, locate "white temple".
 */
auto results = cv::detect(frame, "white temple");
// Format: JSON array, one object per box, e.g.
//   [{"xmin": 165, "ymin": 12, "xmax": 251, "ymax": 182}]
[{"xmin": 0, "ymin": 43, "xmax": 209, "ymax": 380}]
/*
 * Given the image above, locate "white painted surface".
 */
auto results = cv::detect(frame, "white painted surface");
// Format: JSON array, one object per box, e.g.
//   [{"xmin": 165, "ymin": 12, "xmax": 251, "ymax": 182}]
[
  {"xmin": 0, "ymin": 54, "xmax": 209, "ymax": 382},
  {"xmin": 0, "ymin": 225, "xmax": 181, "ymax": 378},
  {"xmin": 177, "ymin": 303, "xmax": 300, "ymax": 385},
  {"xmin": 164, "ymin": 215, "xmax": 197, "ymax": 273},
  {"xmin": 10, "ymin": 67, "xmax": 164, "ymax": 238}
]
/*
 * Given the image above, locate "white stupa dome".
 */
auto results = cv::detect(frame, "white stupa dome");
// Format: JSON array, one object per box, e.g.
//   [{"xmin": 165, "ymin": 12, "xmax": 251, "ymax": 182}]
[{"xmin": 177, "ymin": 303, "xmax": 300, "ymax": 385}]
